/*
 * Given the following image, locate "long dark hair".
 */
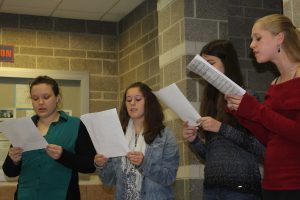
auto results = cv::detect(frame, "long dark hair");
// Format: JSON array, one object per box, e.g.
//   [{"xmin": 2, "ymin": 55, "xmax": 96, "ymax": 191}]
[
  {"xmin": 119, "ymin": 82, "xmax": 165, "ymax": 144},
  {"xmin": 200, "ymin": 40, "xmax": 243, "ymax": 127}
]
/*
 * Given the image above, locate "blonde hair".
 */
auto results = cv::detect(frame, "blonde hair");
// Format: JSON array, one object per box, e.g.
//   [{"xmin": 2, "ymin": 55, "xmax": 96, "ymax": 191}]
[{"xmin": 255, "ymin": 14, "xmax": 300, "ymax": 61}]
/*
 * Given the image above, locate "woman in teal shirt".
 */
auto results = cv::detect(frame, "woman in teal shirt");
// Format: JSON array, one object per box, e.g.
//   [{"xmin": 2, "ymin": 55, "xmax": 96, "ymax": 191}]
[{"xmin": 3, "ymin": 75, "xmax": 96, "ymax": 200}]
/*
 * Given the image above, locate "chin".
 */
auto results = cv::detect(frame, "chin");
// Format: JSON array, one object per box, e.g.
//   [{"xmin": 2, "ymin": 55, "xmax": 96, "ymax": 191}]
[{"xmin": 255, "ymin": 57, "xmax": 266, "ymax": 63}]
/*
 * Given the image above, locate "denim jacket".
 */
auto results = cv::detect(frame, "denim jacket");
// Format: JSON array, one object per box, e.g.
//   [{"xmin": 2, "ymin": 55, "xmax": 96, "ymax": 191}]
[{"xmin": 97, "ymin": 127, "xmax": 179, "ymax": 200}]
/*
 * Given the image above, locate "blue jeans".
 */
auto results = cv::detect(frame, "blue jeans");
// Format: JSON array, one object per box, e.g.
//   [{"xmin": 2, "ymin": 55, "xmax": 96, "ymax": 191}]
[{"xmin": 203, "ymin": 187, "xmax": 261, "ymax": 200}]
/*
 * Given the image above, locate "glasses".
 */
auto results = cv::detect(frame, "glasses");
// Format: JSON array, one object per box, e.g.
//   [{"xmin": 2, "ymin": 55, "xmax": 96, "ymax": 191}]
[{"xmin": 126, "ymin": 95, "xmax": 144, "ymax": 103}]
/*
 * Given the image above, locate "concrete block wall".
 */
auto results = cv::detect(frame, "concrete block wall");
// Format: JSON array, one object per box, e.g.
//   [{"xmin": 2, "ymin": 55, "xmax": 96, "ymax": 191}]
[
  {"xmin": 0, "ymin": 14, "xmax": 119, "ymax": 113},
  {"xmin": 228, "ymin": 0, "xmax": 282, "ymax": 100},
  {"xmin": 118, "ymin": 0, "xmax": 159, "ymax": 96},
  {"xmin": 0, "ymin": 0, "xmax": 288, "ymax": 199}
]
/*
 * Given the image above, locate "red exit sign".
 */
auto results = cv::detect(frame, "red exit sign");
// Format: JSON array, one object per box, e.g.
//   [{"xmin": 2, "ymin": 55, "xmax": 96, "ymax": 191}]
[{"xmin": 0, "ymin": 45, "xmax": 14, "ymax": 62}]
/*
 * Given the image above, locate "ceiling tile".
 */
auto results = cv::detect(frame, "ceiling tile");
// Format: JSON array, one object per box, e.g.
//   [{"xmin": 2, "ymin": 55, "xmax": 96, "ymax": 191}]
[
  {"xmin": 56, "ymin": 0, "xmax": 119, "ymax": 13},
  {"xmin": 0, "ymin": 0, "xmax": 145, "ymax": 22},
  {"xmin": 53, "ymin": 10, "xmax": 101, "ymax": 21},
  {"xmin": 0, "ymin": 0, "xmax": 61, "ymax": 16}
]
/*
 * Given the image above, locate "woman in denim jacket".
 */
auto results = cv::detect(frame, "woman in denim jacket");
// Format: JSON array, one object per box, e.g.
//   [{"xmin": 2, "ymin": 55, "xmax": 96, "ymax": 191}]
[{"xmin": 94, "ymin": 82, "xmax": 179, "ymax": 200}]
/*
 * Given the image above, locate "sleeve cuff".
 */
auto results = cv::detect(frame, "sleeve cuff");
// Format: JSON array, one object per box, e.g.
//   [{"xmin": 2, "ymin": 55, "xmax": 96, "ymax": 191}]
[{"xmin": 190, "ymin": 136, "xmax": 200, "ymax": 145}]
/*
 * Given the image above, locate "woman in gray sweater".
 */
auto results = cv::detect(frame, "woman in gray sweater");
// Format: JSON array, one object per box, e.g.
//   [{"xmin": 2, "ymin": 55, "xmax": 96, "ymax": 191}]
[{"xmin": 183, "ymin": 40, "xmax": 265, "ymax": 200}]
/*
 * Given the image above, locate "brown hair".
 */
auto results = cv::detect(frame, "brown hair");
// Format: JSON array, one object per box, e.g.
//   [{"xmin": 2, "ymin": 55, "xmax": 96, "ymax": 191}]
[
  {"xmin": 30, "ymin": 75, "xmax": 60, "ymax": 97},
  {"xmin": 119, "ymin": 82, "xmax": 165, "ymax": 144},
  {"xmin": 255, "ymin": 14, "xmax": 300, "ymax": 61}
]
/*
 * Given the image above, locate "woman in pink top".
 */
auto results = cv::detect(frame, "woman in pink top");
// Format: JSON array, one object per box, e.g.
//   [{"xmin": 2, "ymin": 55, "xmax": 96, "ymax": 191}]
[{"xmin": 225, "ymin": 14, "xmax": 300, "ymax": 200}]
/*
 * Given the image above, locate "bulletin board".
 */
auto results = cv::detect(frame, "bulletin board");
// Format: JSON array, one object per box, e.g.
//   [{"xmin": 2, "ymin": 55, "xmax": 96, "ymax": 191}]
[{"xmin": 0, "ymin": 68, "xmax": 89, "ymax": 117}]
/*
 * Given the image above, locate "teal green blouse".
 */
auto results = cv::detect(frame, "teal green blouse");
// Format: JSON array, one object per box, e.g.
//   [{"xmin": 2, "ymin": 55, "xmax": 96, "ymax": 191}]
[{"xmin": 17, "ymin": 111, "xmax": 80, "ymax": 200}]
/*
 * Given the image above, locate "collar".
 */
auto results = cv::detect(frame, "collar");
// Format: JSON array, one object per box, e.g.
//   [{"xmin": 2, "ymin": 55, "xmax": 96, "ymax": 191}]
[{"xmin": 32, "ymin": 110, "xmax": 69, "ymax": 124}]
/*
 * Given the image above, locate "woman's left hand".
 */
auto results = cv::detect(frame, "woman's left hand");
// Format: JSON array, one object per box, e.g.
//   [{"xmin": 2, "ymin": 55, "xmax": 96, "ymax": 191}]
[
  {"xmin": 46, "ymin": 144, "xmax": 63, "ymax": 160},
  {"xmin": 127, "ymin": 151, "xmax": 144, "ymax": 166},
  {"xmin": 224, "ymin": 94, "xmax": 243, "ymax": 111}
]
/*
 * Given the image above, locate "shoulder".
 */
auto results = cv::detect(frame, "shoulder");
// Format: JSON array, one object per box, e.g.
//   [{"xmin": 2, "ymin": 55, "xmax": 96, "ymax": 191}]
[
  {"xmin": 59, "ymin": 110, "xmax": 80, "ymax": 122},
  {"xmin": 158, "ymin": 127, "xmax": 177, "ymax": 143},
  {"xmin": 160, "ymin": 127, "xmax": 175, "ymax": 137}
]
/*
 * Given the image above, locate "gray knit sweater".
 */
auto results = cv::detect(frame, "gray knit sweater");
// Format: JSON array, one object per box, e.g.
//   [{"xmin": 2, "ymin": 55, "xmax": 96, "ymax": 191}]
[{"xmin": 190, "ymin": 123, "xmax": 265, "ymax": 195}]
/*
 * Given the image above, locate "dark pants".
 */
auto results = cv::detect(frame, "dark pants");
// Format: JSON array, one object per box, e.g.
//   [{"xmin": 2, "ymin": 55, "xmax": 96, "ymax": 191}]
[
  {"xmin": 263, "ymin": 189, "xmax": 300, "ymax": 200},
  {"xmin": 203, "ymin": 187, "xmax": 261, "ymax": 200}
]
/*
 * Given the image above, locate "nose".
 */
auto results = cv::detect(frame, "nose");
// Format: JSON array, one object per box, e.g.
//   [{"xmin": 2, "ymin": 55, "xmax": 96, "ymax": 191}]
[
  {"xmin": 38, "ymin": 98, "xmax": 44, "ymax": 104},
  {"xmin": 130, "ymin": 99, "xmax": 136, "ymax": 105},
  {"xmin": 250, "ymin": 40, "xmax": 255, "ymax": 49}
]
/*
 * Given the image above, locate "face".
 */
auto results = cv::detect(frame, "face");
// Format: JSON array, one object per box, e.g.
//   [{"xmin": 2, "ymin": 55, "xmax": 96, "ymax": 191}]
[
  {"xmin": 250, "ymin": 23, "xmax": 279, "ymax": 63},
  {"xmin": 125, "ymin": 87, "xmax": 145, "ymax": 121},
  {"xmin": 202, "ymin": 54, "xmax": 225, "ymax": 74},
  {"xmin": 30, "ymin": 83, "xmax": 59, "ymax": 119}
]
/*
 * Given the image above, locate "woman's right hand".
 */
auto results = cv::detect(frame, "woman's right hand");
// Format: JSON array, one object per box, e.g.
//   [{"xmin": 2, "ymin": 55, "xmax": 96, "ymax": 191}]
[
  {"xmin": 94, "ymin": 154, "xmax": 108, "ymax": 167},
  {"xmin": 8, "ymin": 147, "xmax": 23, "ymax": 165},
  {"xmin": 182, "ymin": 121, "xmax": 198, "ymax": 142}
]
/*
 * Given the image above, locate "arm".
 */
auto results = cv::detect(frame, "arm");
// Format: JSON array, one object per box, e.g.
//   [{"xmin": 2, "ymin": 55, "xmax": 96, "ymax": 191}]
[
  {"xmin": 234, "ymin": 116, "xmax": 270, "ymax": 145},
  {"xmin": 96, "ymin": 158, "xmax": 117, "ymax": 186},
  {"xmin": 56, "ymin": 121, "xmax": 96, "ymax": 173},
  {"xmin": 137, "ymin": 128, "xmax": 179, "ymax": 186},
  {"xmin": 189, "ymin": 134, "xmax": 206, "ymax": 160},
  {"xmin": 2, "ymin": 153, "xmax": 21, "ymax": 177},
  {"xmin": 182, "ymin": 121, "xmax": 206, "ymax": 160},
  {"xmin": 235, "ymin": 93, "xmax": 300, "ymax": 143},
  {"xmin": 226, "ymin": 93, "xmax": 271, "ymax": 145},
  {"xmin": 219, "ymin": 123, "xmax": 265, "ymax": 157}
]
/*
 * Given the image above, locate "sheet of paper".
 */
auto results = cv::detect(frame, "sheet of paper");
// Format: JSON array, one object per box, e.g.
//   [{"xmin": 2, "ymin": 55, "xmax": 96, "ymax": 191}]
[
  {"xmin": 80, "ymin": 108, "xmax": 129, "ymax": 158},
  {"xmin": 187, "ymin": 54, "xmax": 246, "ymax": 96},
  {"xmin": 0, "ymin": 117, "xmax": 48, "ymax": 152},
  {"xmin": 154, "ymin": 83, "xmax": 201, "ymax": 126}
]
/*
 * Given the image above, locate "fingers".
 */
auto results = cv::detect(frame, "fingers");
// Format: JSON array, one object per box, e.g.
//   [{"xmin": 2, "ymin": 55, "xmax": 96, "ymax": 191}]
[
  {"xmin": 200, "ymin": 117, "xmax": 221, "ymax": 132},
  {"xmin": 46, "ymin": 144, "xmax": 63, "ymax": 160},
  {"xmin": 182, "ymin": 121, "xmax": 189, "ymax": 128},
  {"xmin": 224, "ymin": 95, "xmax": 243, "ymax": 111},
  {"xmin": 127, "ymin": 151, "xmax": 144, "ymax": 166},
  {"xmin": 94, "ymin": 154, "xmax": 108, "ymax": 167},
  {"xmin": 182, "ymin": 121, "xmax": 198, "ymax": 142},
  {"xmin": 8, "ymin": 147, "xmax": 23, "ymax": 164}
]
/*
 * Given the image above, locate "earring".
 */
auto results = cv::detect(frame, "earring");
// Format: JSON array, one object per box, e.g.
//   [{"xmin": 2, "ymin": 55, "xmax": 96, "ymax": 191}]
[{"xmin": 277, "ymin": 44, "xmax": 281, "ymax": 53}]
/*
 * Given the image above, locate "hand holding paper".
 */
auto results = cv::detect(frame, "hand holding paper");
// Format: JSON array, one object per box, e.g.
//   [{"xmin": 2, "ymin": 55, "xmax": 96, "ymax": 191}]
[
  {"xmin": 187, "ymin": 54, "xmax": 246, "ymax": 96},
  {"xmin": 154, "ymin": 83, "xmax": 201, "ymax": 126},
  {"xmin": 0, "ymin": 117, "xmax": 48, "ymax": 152},
  {"xmin": 80, "ymin": 108, "xmax": 129, "ymax": 158}
]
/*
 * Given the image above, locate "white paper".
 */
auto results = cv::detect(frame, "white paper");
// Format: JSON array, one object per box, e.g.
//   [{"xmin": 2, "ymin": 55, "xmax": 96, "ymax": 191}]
[
  {"xmin": 154, "ymin": 83, "xmax": 201, "ymax": 126},
  {"xmin": 80, "ymin": 109, "xmax": 129, "ymax": 158},
  {"xmin": 187, "ymin": 54, "xmax": 246, "ymax": 96},
  {"xmin": 0, "ymin": 117, "xmax": 48, "ymax": 152}
]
